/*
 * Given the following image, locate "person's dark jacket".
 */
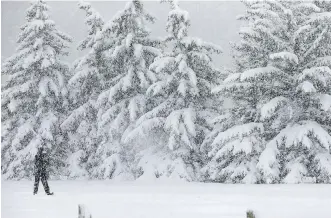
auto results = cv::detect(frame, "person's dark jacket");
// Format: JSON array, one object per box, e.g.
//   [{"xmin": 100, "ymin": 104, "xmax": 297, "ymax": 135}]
[{"xmin": 34, "ymin": 150, "xmax": 50, "ymax": 177}]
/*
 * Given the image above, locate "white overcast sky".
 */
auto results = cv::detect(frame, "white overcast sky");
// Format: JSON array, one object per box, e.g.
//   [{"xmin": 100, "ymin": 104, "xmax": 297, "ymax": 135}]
[{"xmin": 1, "ymin": 1, "xmax": 245, "ymax": 82}]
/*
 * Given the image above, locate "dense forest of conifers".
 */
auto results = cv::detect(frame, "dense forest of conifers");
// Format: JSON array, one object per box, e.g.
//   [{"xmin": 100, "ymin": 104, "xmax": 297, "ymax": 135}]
[{"xmin": 2, "ymin": 0, "xmax": 331, "ymax": 183}]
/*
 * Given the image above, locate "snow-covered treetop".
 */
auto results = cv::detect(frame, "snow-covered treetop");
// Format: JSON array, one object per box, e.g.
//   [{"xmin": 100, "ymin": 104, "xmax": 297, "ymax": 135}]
[
  {"xmin": 2, "ymin": 0, "xmax": 72, "ymax": 111},
  {"xmin": 2, "ymin": 0, "xmax": 72, "ymax": 76},
  {"xmin": 93, "ymin": 0, "xmax": 160, "ymax": 83},
  {"xmin": 232, "ymin": 1, "xmax": 296, "ymax": 71},
  {"xmin": 77, "ymin": 1, "xmax": 105, "ymax": 50},
  {"xmin": 95, "ymin": 0, "xmax": 161, "ymax": 142},
  {"xmin": 26, "ymin": 0, "xmax": 50, "ymax": 21},
  {"xmin": 237, "ymin": 0, "xmax": 298, "ymax": 25},
  {"xmin": 2, "ymin": 0, "xmax": 72, "ymax": 109},
  {"xmin": 95, "ymin": 0, "xmax": 160, "ymax": 92},
  {"xmin": 98, "ymin": 0, "xmax": 155, "ymax": 41},
  {"xmin": 164, "ymin": 0, "xmax": 190, "ymax": 40},
  {"xmin": 314, "ymin": 0, "xmax": 331, "ymax": 12},
  {"xmin": 67, "ymin": 1, "xmax": 107, "ymax": 104},
  {"xmin": 293, "ymin": 3, "xmax": 331, "ymax": 65},
  {"xmin": 147, "ymin": 1, "xmax": 221, "ymax": 101}
]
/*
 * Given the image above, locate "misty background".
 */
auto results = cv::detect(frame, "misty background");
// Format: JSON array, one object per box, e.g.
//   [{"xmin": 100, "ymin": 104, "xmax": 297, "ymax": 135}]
[{"xmin": 1, "ymin": 1, "xmax": 245, "ymax": 84}]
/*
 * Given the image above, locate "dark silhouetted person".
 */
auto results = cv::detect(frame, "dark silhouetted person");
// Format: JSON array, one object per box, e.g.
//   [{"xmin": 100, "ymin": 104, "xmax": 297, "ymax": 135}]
[{"xmin": 33, "ymin": 147, "xmax": 53, "ymax": 195}]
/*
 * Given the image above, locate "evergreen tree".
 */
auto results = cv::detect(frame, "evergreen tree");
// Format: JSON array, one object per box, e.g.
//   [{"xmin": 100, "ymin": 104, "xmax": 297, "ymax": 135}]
[
  {"xmin": 60, "ymin": 1, "xmax": 105, "ymax": 178},
  {"xmin": 126, "ymin": 0, "xmax": 222, "ymax": 181},
  {"xmin": 314, "ymin": 0, "xmax": 331, "ymax": 12},
  {"xmin": 258, "ymin": 1, "xmax": 331, "ymax": 183},
  {"xmin": 90, "ymin": 0, "xmax": 161, "ymax": 179},
  {"xmin": 201, "ymin": 1, "xmax": 297, "ymax": 183},
  {"xmin": 231, "ymin": 0, "xmax": 295, "ymax": 72},
  {"xmin": 1, "ymin": 0, "xmax": 71, "ymax": 179}
]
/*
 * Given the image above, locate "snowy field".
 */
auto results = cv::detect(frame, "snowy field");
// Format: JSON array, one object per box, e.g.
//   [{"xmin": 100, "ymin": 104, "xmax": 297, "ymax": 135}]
[{"xmin": 2, "ymin": 181, "xmax": 331, "ymax": 218}]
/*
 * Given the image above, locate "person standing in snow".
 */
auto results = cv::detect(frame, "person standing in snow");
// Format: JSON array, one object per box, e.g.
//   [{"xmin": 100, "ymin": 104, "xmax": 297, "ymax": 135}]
[{"xmin": 33, "ymin": 147, "xmax": 54, "ymax": 195}]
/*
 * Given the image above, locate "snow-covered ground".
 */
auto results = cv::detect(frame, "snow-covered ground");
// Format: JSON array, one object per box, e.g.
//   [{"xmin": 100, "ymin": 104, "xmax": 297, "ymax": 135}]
[{"xmin": 2, "ymin": 180, "xmax": 331, "ymax": 218}]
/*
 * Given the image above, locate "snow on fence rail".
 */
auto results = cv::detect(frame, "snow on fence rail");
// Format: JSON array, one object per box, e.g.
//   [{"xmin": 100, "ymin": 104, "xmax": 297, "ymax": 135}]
[{"xmin": 78, "ymin": 204, "xmax": 256, "ymax": 218}]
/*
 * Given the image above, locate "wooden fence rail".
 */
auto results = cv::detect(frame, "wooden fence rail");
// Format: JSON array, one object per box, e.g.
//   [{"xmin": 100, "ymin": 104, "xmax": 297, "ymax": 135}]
[{"xmin": 78, "ymin": 204, "xmax": 256, "ymax": 218}]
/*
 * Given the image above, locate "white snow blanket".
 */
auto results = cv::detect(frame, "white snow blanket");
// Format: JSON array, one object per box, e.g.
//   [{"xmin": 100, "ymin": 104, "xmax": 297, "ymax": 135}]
[{"xmin": 2, "ymin": 181, "xmax": 331, "ymax": 218}]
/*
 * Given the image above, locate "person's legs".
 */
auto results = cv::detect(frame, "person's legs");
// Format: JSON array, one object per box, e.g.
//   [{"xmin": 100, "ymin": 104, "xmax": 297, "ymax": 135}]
[
  {"xmin": 33, "ymin": 174, "xmax": 40, "ymax": 194},
  {"xmin": 41, "ymin": 173, "xmax": 51, "ymax": 194}
]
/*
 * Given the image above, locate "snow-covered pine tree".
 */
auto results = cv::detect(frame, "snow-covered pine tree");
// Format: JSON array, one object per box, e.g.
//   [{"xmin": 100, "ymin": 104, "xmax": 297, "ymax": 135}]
[
  {"xmin": 294, "ymin": 0, "xmax": 331, "ymax": 134},
  {"xmin": 89, "ymin": 0, "xmax": 161, "ymax": 179},
  {"xmin": 258, "ymin": 1, "xmax": 331, "ymax": 184},
  {"xmin": 77, "ymin": 1, "xmax": 105, "ymax": 51},
  {"xmin": 126, "ymin": 0, "xmax": 222, "ymax": 181},
  {"xmin": 231, "ymin": 0, "xmax": 296, "ymax": 72},
  {"xmin": 314, "ymin": 0, "xmax": 331, "ymax": 12},
  {"xmin": 60, "ymin": 1, "xmax": 105, "ymax": 179},
  {"xmin": 1, "ymin": 0, "xmax": 72, "ymax": 179},
  {"xmin": 201, "ymin": 1, "xmax": 298, "ymax": 183}
]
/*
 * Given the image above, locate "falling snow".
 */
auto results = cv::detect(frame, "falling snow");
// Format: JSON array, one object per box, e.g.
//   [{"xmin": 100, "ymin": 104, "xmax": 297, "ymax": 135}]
[{"xmin": 1, "ymin": 0, "xmax": 331, "ymax": 198}]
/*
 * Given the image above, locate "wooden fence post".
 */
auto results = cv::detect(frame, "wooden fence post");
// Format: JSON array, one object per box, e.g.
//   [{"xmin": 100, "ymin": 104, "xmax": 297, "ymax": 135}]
[
  {"xmin": 246, "ymin": 210, "xmax": 256, "ymax": 218},
  {"xmin": 78, "ymin": 204, "xmax": 92, "ymax": 218}
]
